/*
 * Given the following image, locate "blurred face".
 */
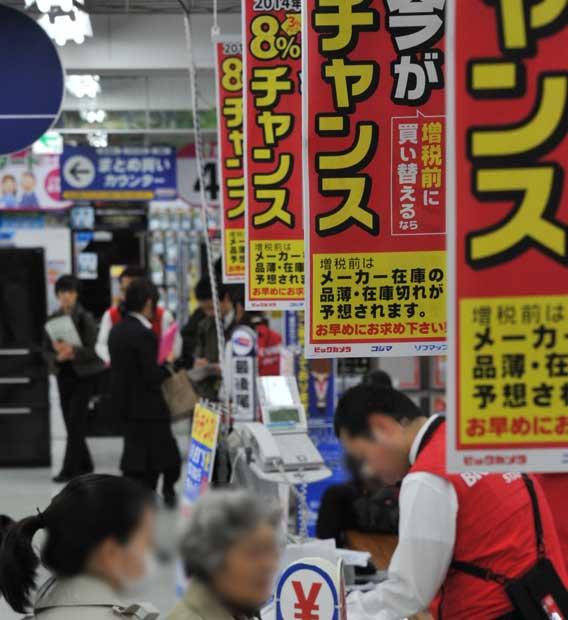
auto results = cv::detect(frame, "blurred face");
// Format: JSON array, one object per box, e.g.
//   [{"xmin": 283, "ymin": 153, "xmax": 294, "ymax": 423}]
[
  {"xmin": 119, "ymin": 276, "xmax": 135, "ymax": 299},
  {"xmin": 93, "ymin": 507, "xmax": 156, "ymax": 591},
  {"xmin": 213, "ymin": 522, "xmax": 280, "ymax": 610},
  {"xmin": 199, "ymin": 298, "xmax": 215, "ymax": 318},
  {"xmin": 340, "ymin": 414, "xmax": 414, "ymax": 486},
  {"xmin": 57, "ymin": 289, "xmax": 78, "ymax": 314},
  {"xmin": 219, "ymin": 294, "xmax": 233, "ymax": 318}
]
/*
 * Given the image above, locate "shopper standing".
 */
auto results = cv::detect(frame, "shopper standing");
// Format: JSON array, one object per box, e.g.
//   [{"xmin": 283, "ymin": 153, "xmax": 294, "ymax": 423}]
[
  {"xmin": 96, "ymin": 266, "xmax": 181, "ymax": 366},
  {"xmin": 192, "ymin": 277, "xmax": 235, "ymax": 400},
  {"xmin": 0, "ymin": 474, "xmax": 159, "ymax": 619},
  {"xmin": 44, "ymin": 275, "xmax": 105, "ymax": 483},
  {"xmin": 108, "ymin": 278, "xmax": 181, "ymax": 507}
]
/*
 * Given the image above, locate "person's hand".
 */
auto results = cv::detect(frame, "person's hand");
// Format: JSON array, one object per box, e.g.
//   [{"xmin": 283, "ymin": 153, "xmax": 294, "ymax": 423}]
[
  {"xmin": 194, "ymin": 358, "xmax": 209, "ymax": 369},
  {"xmin": 55, "ymin": 342, "xmax": 75, "ymax": 362},
  {"xmin": 166, "ymin": 351, "xmax": 176, "ymax": 364}
]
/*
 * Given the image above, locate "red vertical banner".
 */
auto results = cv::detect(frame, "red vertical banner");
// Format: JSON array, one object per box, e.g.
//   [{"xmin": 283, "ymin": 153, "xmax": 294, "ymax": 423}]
[
  {"xmin": 447, "ymin": 0, "xmax": 568, "ymax": 472},
  {"xmin": 243, "ymin": 0, "xmax": 304, "ymax": 310},
  {"xmin": 303, "ymin": 0, "xmax": 447, "ymax": 359},
  {"xmin": 215, "ymin": 37, "xmax": 245, "ymax": 283}
]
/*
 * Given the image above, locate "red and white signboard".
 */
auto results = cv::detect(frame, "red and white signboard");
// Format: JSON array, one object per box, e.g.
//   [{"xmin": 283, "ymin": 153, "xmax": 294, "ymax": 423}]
[
  {"xmin": 447, "ymin": 0, "xmax": 568, "ymax": 472},
  {"xmin": 276, "ymin": 558, "xmax": 344, "ymax": 620},
  {"xmin": 243, "ymin": 0, "xmax": 304, "ymax": 310},
  {"xmin": 214, "ymin": 35, "xmax": 245, "ymax": 283},
  {"xmin": 303, "ymin": 0, "xmax": 446, "ymax": 358}
]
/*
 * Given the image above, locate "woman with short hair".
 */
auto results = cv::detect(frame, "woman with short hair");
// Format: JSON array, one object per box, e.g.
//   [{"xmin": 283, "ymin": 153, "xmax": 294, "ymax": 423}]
[{"xmin": 168, "ymin": 490, "xmax": 281, "ymax": 620}]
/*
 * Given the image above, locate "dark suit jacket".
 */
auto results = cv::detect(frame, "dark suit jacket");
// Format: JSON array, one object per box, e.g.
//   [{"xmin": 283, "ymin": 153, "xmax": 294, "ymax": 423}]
[
  {"xmin": 43, "ymin": 304, "xmax": 105, "ymax": 378},
  {"xmin": 108, "ymin": 314, "xmax": 169, "ymax": 421}
]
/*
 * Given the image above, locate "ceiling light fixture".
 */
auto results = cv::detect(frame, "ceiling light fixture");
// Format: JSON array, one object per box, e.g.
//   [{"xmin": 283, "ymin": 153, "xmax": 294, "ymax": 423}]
[
  {"xmin": 35, "ymin": 0, "xmax": 93, "ymax": 46},
  {"xmin": 66, "ymin": 74, "xmax": 101, "ymax": 99},
  {"xmin": 80, "ymin": 109, "xmax": 107, "ymax": 124}
]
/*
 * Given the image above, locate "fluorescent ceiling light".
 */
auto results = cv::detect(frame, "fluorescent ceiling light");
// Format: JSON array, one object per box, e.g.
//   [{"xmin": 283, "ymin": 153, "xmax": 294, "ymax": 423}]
[
  {"xmin": 37, "ymin": 1, "xmax": 93, "ymax": 47},
  {"xmin": 26, "ymin": 0, "xmax": 77, "ymax": 12},
  {"xmin": 80, "ymin": 109, "xmax": 107, "ymax": 124},
  {"xmin": 67, "ymin": 74, "xmax": 101, "ymax": 99}
]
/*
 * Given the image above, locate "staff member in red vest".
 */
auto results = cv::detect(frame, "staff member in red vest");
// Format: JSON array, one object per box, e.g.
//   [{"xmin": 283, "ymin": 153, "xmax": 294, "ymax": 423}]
[
  {"xmin": 335, "ymin": 384, "xmax": 567, "ymax": 620},
  {"xmin": 96, "ymin": 266, "xmax": 181, "ymax": 365}
]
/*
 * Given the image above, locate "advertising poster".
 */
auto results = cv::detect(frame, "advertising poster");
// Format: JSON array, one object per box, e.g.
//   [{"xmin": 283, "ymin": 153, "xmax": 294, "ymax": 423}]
[
  {"xmin": 447, "ymin": 1, "xmax": 568, "ymax": 472},
  {"xmin": 0, "ymin": 151, "xmax": 70, "ymax": 210},
  {"xmin": 182, "ymin": 403, "xmax": 221, "ymax": 510},
  {"xmin": 303, "ymin": 1, "xmax": 447, "ymax": 358},
  {"xmin": 215, "ymin": 36, "xmax": 246, "ymax": 283},
  {"xmin": 61, "ymin": 146, "xmax": 177, "ymax": 201},
  {"xmin": 243, "ymin": 0, "xmax": 304, "ymax": 310}
]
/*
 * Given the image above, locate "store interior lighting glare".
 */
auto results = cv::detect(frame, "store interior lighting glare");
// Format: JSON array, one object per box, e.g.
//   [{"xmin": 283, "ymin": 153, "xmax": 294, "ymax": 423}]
[
  {"xmin": 80, "ymin": 109, "xmax": 107, "ymax": 124},
  {"xmin": 88, "ymin": 130, "xmax": 109, "ymax": 148},
  {"xmin": 33, "ymin": 0, "xmax": 93, "ymax": 46},
  {"xmin": 25, "ymin": 0, "xmax": 75, "ymax": 12},
  {"xmin": 67, "ymin": 74, "xmax": 101, "ymax": 99}
]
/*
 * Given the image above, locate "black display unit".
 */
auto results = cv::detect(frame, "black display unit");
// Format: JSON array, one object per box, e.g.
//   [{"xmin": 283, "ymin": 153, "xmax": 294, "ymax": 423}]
[{"xmin": 0, "ymin": 247, "xmax": 50, "ymax": 466}]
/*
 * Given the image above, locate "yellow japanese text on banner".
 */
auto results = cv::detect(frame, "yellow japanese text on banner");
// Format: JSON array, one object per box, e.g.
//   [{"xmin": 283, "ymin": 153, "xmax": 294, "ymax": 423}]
[
  {"xmin": 447, "ymin": 0, "xmax": 568, "ymax": 472},
  {"xmin": 303, "ymin": 0, "xmax": 447, "ymax": 358},
  {"xmin": 214, "ymin": 35, "xmax": 246, "ymax": 283},
  {"xmin": 243, "ymin": 0, "xmax": 304, "ymax": 310}
]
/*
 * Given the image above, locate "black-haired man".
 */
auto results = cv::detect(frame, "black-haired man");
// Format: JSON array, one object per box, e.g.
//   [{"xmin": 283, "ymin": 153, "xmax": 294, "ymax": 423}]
[
  {"xmin": 191, "ymin": 277, "xmax": 236, "ymax": 400},
  {"xmin": 336, "ymin": 384, "xmax": 567, "ymax": 620},
  {"xmin": 108, "ymin": 279, "xmax": 181, "ymax": 506},
  {"xmin": 96, "ymin": 266, "xmax": 180, "ymax": 365},
  {"xmin": 44, "ymin": 275, "xmax": 105, "ymax": 483}
]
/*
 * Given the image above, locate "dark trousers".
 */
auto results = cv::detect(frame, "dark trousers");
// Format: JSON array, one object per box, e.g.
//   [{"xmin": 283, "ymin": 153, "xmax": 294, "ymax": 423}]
[
  {"xmin": 125, "ymin": 463, "xmax": 180, "ymax": 496},
  {"xmin": 57, "ymin": 370, "xmax": 95, "ymax": 477}
]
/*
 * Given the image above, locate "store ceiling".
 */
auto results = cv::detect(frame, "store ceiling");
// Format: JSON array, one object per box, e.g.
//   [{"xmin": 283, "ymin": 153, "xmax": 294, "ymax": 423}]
[{"xmin": 4, "ymin": 0, "xmax": 241, "ymax": 14}]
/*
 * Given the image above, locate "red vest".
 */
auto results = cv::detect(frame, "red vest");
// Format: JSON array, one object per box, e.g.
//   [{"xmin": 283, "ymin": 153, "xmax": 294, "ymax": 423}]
[
  {"xmin": 256, "ymin": 323, "xmax": 282, "ymax": 376},
  {"xmin": 410, "ymin": 420, "xmax": 568, "ymax": 620},
  {"xmin": 109, "ymin": 305, "xmax": 164, "ymax": 339}
]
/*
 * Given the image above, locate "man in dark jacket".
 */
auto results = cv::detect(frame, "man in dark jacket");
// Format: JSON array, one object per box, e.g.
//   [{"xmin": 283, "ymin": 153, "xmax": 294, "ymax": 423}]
[
  {"xmin": 108, "ymin": 278, "xmax": 181, "ymax": 506},
  {"xmin": 192, "ymin": 277, "xmax": 236, "ymax": 401},
  {"xmin": 43, "ymin": 275, "xmax": 105, "ymax": 483}
]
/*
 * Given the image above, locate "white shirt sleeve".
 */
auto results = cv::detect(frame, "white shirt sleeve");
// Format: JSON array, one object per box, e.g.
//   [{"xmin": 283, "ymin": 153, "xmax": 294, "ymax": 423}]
[
  {"xmin": 95, "ymin": 310, "xmax": 112, "ymax": 366},
  {"xmin": 347, "ymin": 473, "xmax": 458, "ymax": 620},
  {"xmin": 162, "ymin": 310, "xmax": 183, "ymax": 359}
]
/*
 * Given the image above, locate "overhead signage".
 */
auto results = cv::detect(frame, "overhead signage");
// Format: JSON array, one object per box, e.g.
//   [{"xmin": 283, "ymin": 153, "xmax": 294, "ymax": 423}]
[
  {"xmin": 0, "ymin": 151, "xmax": 71, "ymax": 210},
  {"xmin": 303, "ymin": 0, "xmax": 447, "ymax": 358},
  {"xmin": 447, "ymin": 0, "xmax": 568, "ymax": 472},
  {"xmin": 61, "ymin": 146, "xmax": 177, "ymax": 201},
  {"xmin": 0, "ymin": 6, "xmax": 64, "ymax": 156},
  {"xmin": 243, "ymin": 0, "xmax": 305, "ymax": 310},
  {"xmin": 33, "ymin": 131, "xmax": 64, "ymax": 156},
  {"xmin": 215, "ymin": 36, "xmax": 246, "ymax": 283}
]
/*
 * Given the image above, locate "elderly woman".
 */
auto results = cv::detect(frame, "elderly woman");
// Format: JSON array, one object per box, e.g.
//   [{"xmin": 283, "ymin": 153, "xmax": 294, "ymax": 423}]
[{"xmin": 168, "ymin": 490, "xmax": 281, "ymax": 620}]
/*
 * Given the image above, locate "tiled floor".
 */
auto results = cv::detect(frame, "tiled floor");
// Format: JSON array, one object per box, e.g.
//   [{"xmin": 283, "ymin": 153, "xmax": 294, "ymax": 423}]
[{"xmin": 0, "ymin": 378, "xmax": 190, "ymax": 619}]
